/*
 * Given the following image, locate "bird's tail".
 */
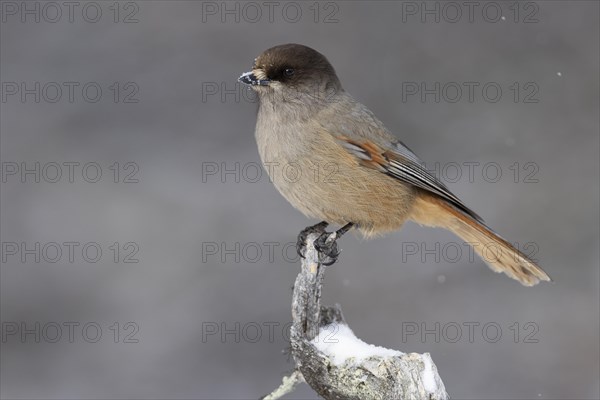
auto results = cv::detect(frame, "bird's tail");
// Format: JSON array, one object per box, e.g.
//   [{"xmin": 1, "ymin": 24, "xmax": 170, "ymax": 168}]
[{"xmin": 409, "ymin": 193, "xmax": 551, "ymax": 286}]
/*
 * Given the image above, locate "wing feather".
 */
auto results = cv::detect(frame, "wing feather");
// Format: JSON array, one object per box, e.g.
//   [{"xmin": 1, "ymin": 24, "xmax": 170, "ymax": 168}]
[{"xmin": 337, "ymin": 136, "xmax": 484, "ymax": 223}]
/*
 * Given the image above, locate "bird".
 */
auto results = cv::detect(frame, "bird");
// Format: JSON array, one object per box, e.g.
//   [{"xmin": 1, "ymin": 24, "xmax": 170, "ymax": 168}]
[{"xmin": 238, "ymin": 43, "xmax": 551, "ymax": 286}]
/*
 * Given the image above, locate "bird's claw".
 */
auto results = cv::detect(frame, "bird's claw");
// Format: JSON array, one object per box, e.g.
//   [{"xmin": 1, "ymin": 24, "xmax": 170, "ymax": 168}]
[
  {"xmin": 296, "ymin": 221, "xmax": 341, "ymax": 266},
  {"xmin": 296, "ymin": 221, "xmax": 329, "ymax": 259},
  {"xmin": 315, "ymin": 232, "xmax": 340, "ymax": 266}
]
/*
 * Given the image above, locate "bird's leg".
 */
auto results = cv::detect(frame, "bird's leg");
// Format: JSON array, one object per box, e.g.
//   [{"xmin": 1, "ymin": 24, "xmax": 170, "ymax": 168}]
[
  {"xmin": 314, "ymin": 222, "xmax": 355, "ymax": 266},
  {"xmin": 296, "ymin": 221, "xmax": 329, "ymax": 259},
  {"xmin": 335, "ymin": 222, "xmax": 354, "ymax": 237}
]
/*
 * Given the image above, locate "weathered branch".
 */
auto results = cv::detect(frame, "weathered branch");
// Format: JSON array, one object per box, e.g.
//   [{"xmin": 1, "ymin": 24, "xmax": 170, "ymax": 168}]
[
  {"xmin": 260, "ymin": 370, "xmax": 304, "ymax": 400},
  {"xmin": 264, "ymin": 229, "xmax": 449, "ymax": 400}
]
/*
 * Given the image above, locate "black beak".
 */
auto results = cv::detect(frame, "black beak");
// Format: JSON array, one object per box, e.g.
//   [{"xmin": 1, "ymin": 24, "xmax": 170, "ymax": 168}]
[{"xmin": 238, "ymin": 71, "xmax": 270, "ymax": 86}]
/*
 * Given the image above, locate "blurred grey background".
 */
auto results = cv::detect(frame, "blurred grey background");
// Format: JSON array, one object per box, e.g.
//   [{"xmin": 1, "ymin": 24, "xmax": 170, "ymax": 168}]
[{"xmin": 1, "ymin": 1, "xmax": 598, "ymax": 399}]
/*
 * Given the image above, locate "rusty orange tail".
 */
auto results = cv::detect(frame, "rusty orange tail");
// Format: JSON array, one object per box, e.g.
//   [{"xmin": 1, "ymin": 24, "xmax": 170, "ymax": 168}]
[{"xmin": 410, "ymin": 193, "xmax": 551, "ymax": 286}]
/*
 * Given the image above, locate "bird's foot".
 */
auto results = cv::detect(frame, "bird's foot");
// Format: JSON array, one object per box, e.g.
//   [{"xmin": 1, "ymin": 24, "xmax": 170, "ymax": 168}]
[
  {"xmin": 296, "ymin": 222, "xmax": 354, "ymax": 266},
  {"xmin": 314, "ymin": 232, "xmax": 340, "ymax": 266},
  {"xmin": 296, "ymin": 221, "xmax": 329, "ymax": 260}
]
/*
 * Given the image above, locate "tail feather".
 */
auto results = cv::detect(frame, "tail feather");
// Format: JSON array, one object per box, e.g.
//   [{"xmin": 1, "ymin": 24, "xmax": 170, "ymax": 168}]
[{"xmin": 410, "ymin": 193, "xmax": 551, "ymax": 286}]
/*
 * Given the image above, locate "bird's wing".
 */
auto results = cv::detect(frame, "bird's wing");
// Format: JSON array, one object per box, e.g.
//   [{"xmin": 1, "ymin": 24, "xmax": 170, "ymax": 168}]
[
  {"xmin": 336, "ymin": 134, "xmax": 484, "ymax": 223},
  {"xmin": 314, "ymin": 95, "xmax": 483, "ymax": 222}
]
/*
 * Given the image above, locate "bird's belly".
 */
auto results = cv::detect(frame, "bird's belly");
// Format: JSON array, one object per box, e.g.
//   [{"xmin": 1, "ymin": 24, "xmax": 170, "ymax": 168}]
[{"xmin": 260, "ymin": 150, "xmax": 417, "ymax": 237}]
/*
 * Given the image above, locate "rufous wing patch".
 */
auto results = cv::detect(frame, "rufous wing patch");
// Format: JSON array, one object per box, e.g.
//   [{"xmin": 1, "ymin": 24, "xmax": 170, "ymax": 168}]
[{"xmin": 335, "ymin": 136, "xmax": 389, "ymax": 172}]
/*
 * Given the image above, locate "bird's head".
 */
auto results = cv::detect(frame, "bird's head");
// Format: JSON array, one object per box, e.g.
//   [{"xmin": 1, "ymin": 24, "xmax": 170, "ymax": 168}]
[{"xmin": 239, "ymin": 43, "xmax": 343, "ymax": 104}]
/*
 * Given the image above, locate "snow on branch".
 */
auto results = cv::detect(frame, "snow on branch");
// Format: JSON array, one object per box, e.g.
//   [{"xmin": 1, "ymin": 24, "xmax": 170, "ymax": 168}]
[{"xmin": 263, "ymin": 229, "xmax": 449, "ymax": 400}]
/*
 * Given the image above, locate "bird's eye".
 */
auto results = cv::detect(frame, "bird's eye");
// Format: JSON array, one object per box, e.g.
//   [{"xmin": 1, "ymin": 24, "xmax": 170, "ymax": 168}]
[{"xmin": 283, "ymin": 68, "xmax": 295, "ymax": 77}]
